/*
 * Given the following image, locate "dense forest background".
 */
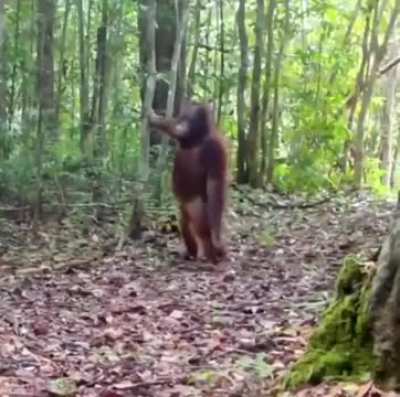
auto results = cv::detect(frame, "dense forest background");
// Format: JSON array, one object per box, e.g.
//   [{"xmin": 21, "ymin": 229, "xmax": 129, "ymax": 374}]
[
  {"xmin": 3, "ymin": 1, "xmax": 400, "ymax": 396},
  {"xmin": 0, "ymin": 0, "xmax": 400, "ymax": 223}
]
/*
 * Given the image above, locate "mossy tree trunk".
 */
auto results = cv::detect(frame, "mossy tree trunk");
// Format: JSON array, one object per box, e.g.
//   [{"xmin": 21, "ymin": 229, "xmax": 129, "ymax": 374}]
[
  {"xmin": 286, "ymin": 196, "xmax": 400, "ymax": 392},
  {"xmin": 285, "ymin": 255, "xmax": 373, "ymax": 389},
  {"xmin": 369, "ymin": 200, "xmax": 400, "ymax": 390}
]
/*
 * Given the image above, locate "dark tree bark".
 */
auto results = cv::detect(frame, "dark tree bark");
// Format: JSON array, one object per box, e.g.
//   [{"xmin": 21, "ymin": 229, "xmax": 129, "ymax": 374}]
[
  {"xmin": 260, "ymin": 0, "xmax": 276, "ymax": 181},
  {"xmin": 8, "ymin": 0, "xmax": 21, "ymax": 130},
  {"xmin": 187, "ymin": 0, "xmax": 201, "ymax": 98},
  {"xmin": 267, "ymin": 0, "xmax": 290, "ymax": 183},
  {"xmin": 236, "ymin": 0, "xmax": 248, "ymax": 183},
  {"xmin": 0, "ymin": 0, "xmax": 4, "ymax": 46},
  {"xmin": 217, "ymin": 0, "xmax": 225, "ymax": 123},
  {"xmin": 370, "ymin": 198, "xmax": 400, "ymax": 389},
  {"xmin": 126, "ymin": 0, "xmax": 158, "ymax": 241},
  {"xmin": 139, "ymin": 0, "xmax": 186, "ymax": 116},
  {"xmin": 0, "ymin": 0, "xmax": 6, "ymax": 129},
  {"xmin": 138, "ymin": 0, "xmax": 186, "ymax": 147},
  {"xmin": 353, "ymin": 0, "xmax": 400, "ymax": 188},
  {"xmin": 202, "ymin": 6, "xmax": 212, "ymax": 93},
  {"xmin": 21, "ymin": 0, "xmax": 36, "ymax": 140},
  {"xmin": 36, "ymin": 0, "xmax": 56, "ymax": 136},
  {"xmin": 380, "ymin": 52, "xmax": 398, "ymax": 187},
  {"xmin": 76, "ymin": 0, "xmax": 90, "ymax": 155},
  {"xmin": 55, "ymin": 0, "xmax": 71, "ymax": 128},
  {"xmin": 390, "ymin": 127, "xmax": 400, "ymax": 188},
  {"xmin": 247, "ymin": 0, "xmax": 265, "ymax": 187},
  {"xmin": 35, "ymin": 0, "xmax": 56, "ymax": 220},
  {"xmin": 154, "ymin": 0, "xmax": 176, "ymax": 112},
  {"xmin": 91, "ymin": 0, "xmax": 109, "ymax": 159}
]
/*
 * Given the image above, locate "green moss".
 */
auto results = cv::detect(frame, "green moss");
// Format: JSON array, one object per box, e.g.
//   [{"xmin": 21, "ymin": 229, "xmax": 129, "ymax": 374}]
[
  {"xmin": 285, "ymin": 349, "xmax": 353, "ymax": 388},
  {"xmin": 285, "ymin": 255, "xmax": 375, "ymax": 390},
  {"xmin": 336, "ymin": 256, "xmax": 364, "ymax": 298},
  {"xmin": 285, "ymin": 345, "xmax": 373, "ymax": 389},
  {"xmin": 310, "ymin": 296, "xmax": 358, "ymax": 347},
  {"xmin": 355, "ymin": 285, "xmax": 373, "ymax": 343}
]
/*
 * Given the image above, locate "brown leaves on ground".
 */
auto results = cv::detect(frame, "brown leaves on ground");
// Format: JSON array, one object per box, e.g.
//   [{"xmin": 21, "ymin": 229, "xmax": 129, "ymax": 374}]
[{"xmin": 0, "ymin": 191, "xmax": 394, "ymax": 396}]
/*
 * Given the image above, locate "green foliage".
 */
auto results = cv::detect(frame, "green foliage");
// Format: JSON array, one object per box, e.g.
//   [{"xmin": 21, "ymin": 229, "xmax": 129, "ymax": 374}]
[
  {"xmin": 0, "ymin": 151, "xmax": 36, "ymax": 202},
  {"xmin": 0, "ymin": 0, "xmax": 398, "ymax": 211},
  {"xmin": 364, "ymin": 158, "xmax": 391, "ymax": 197},
  {"xmin": 274, "ymin": 24, "xmax": 356, "ymax": 193}
]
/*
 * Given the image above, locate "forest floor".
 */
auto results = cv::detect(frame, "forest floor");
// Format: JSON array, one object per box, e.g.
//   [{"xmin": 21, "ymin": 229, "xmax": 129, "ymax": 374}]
[{"xmin": 0, "ymin": 190, "xmax": 394, "ymax": 397}]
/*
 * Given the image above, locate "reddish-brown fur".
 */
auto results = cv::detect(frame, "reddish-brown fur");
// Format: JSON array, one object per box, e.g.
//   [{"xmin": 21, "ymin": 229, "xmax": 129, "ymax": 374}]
[{"xmin": 149, "ymin": 102, "xmax": 228, "ymax": 264}]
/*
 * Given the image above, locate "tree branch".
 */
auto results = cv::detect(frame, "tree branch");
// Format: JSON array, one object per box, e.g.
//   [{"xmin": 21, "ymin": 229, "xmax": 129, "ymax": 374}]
[{"xmin": 379, "ymin": 55, "xmax": 400, "ymax": 76}]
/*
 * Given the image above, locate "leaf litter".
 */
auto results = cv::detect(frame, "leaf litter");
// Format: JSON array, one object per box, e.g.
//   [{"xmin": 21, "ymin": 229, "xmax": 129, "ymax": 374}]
[{"xmin": 0, "ymin": 191, "xmax": 394, "ymax": 396}]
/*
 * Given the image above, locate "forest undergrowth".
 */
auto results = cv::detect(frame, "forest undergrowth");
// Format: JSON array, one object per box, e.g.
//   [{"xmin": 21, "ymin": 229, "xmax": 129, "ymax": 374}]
[{"xmin": 0, "ymin": 191, "xmax": 393, "ymax": 396}]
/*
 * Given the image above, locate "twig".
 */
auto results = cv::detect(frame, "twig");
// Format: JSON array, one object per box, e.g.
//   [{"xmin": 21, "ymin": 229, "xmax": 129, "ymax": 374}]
[
  {"xmin": 279, "ymin": 197, "xmax": 331, "ymax": 209},
  {"xmin": 0, "ymin": 200, "xmax": 131, "ymax": 212},
  {"xmin": 197, "ymin": 42, "xmax": 230, "ymax": 53},
  {"xmin": 232, "ymin": 185, "xmax": 331, "ymax": 209},
  {"xmin": 113, "ymin": 378, "xmax": 176, "ymax": 391},
  {"xmin": 208, "ymin": 348, "xmax": 254, "ymax": 360},
  {"xmin": 0, "ymin": 206, "xmax": 31, "ymax": 212},
  {"xmin": 58, "ymin": 202, "xmax": 118, "ymax": 208},
  {"xmin": 379, "ymin": 55, "xmax": 400, "ymax": 76}
]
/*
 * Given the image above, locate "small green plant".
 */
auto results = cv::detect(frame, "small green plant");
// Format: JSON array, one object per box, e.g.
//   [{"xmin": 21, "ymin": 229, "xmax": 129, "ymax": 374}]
[
  {"xmin": 258, "ymin": 228, "xmax": 276, "ymax": 248},
  {"xmin": 236, "ymin": 353, "xmax": 273, "ymax": 379},
  {"xmin": 364, "ymin": 158, "xmax": 390, "ymax": 198}
]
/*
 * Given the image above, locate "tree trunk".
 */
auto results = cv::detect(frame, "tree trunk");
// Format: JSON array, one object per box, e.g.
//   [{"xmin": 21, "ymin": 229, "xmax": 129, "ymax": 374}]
[
  {"xmin": 86, "ymin": 0, "xmax": 93, "ymax": 89},
  {"xmin": 354, "ymin": 0, "xmax": 400, "ymax": 188},
  {"xmin": 127, "ymin": 0, "xmax": 158, "ymax": 240},
  {"xmin": 109, "ymin": 0, "xmax": 124, "ymax": 167},
  {"xmin": 186, "ymin": 0, "xmax": 201, "ymax": 98},
  {"xmin": 346, "ymin": 14, "xmax": 370, "ymax": 136},
  {"xmin": 140, "ymin": 0, "xmax": 157, "ymax": 176},
  {"xmin": 267, "ymin": 0, "xmax": 290, "ymax": 184},
  {"xmin": 55, "ymin": 0, "xmax": 71, "ymax": 128},
  {"xmin": 380, "ymin": 45, "xmax": 398, "ymax": 187},
  {"xmin": 370, "ymin": 198, "xmax": 400, "ymax": 389},
  {"xmin": 0, "ymin": 0, "xmax": 6, "ymax": 130},
  {"xmin": 0, "ymin": 0, "xmax": 3, "ymax": 46},
  {"xmin": 154, "ymin": 0, "xmax": 189, "ymax": 204},
  {"xmin": 236, "ymin": 0, "xmax": 248, "ymax": 184},
  {"xmin": 176, "ymin": 0, "xmax": 187, "ymax": 112},
  {"xmin": 155, "ymin": 0, "xmax": 176, "ymax": 113},
  {"xmin": 390, "ymin": 129, "xmax": 400, "ymax": 188},
  {"xmin": 8, "ymin": 0, "xmax": 21, "ymax": 130},
  {"xmin": 164, "ymin": 1, "xmax": 189, "ymax": 123},
  {"xmin": 202, "ymin": 7, "xmax": 212, "ymax": 97},
  {"xmin": 260, "ymin": 0, "xmax": 276, "ymax": 181},
  {"xmin": 91, "ymin": 0, "xmax": 109, "ymax": 160},
  {"xmin": 37, "ymin": 0, "xmax": 56, "ymax": 135},
  {"xmin": 35, "ymin": 0, "xmax": 56, "ymax": 221},
  {"xmin": 76, "ymin": 0, "xmax": 90, "ymax": 156},
  {"xmin": 217, "ymin": 0, "xmax": 225, "ymax": 123},
  {"xmin": 21, "ymin": 0, "xmax": 36, "ymax": 141},
  {"xmin": 138, "ymin": 0, "xmax": 186, "ymax": 147},
  {"xmin": 139, "ymin": 0, "xmax": 185, "ymax": 114},
  {"xmin": 247, "ymin": 0, "xmax": 265, "ymax": 187},
  {"xmin": 335, "ymin": 0, "xmax": 362, "ymax": 172},
  {"xmin": 328, "ymin": 0, "xmax": 361, "ymax": 89}
]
